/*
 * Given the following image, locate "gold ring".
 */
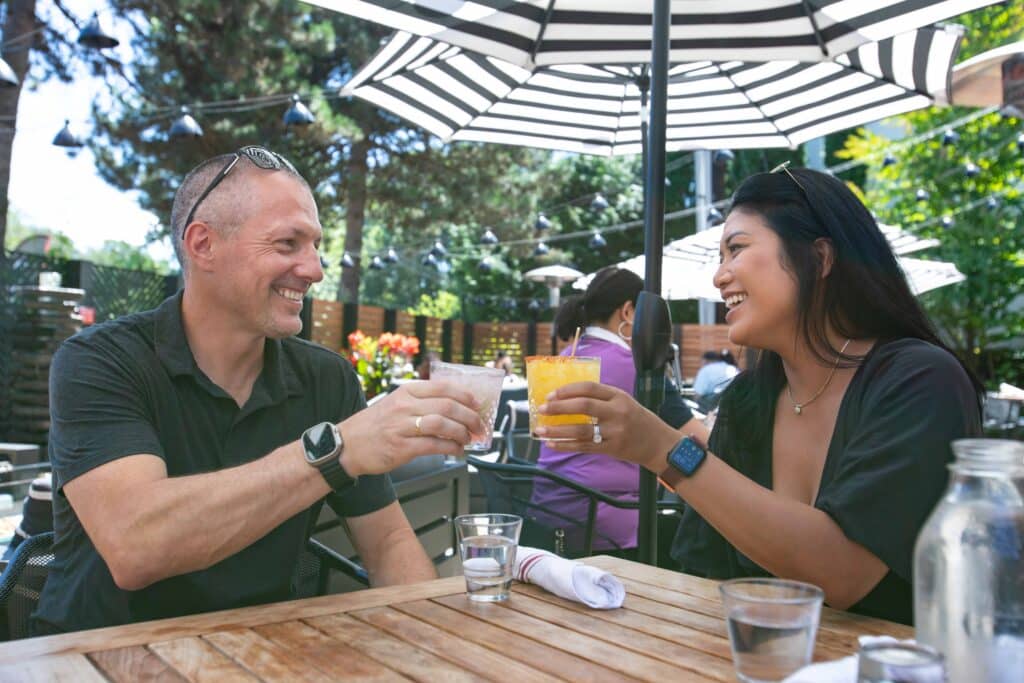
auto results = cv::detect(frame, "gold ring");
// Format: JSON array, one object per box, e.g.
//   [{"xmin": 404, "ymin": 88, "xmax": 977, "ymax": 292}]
[{"xmin": 415, "ymin": 415, "xmax": 424, "ymax": 436}]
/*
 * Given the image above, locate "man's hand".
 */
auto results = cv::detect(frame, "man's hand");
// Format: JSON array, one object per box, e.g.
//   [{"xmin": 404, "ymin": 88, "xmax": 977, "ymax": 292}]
[{"xmin": 339, "ymin": 380, "xmax": 485, "ymax": 477}]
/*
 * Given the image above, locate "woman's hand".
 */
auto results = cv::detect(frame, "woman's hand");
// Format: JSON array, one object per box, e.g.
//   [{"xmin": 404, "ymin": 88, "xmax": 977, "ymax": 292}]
[{"xmin": 536, "ymin": 381, "xmax": 682, "ymax": 473}]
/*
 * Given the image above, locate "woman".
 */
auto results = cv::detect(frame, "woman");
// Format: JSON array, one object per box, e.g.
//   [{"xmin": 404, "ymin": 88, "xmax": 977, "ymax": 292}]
[
  {"xmin": 531, "ymin": 266, "xmax": 704, "ymax": 554},
  {"xmin": 536, "ymin": 167, "xmax": 982, "ymax": 624}
]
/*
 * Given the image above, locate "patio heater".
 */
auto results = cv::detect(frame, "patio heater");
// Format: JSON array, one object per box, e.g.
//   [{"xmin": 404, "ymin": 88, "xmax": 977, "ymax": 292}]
[{"xmin": 524, "ymin": 265, "xmax": 583, "ymax": 355}]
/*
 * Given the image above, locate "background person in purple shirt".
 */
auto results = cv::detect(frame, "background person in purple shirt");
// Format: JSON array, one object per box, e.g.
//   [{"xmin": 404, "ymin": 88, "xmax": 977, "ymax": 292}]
[{"xmin": 531, "ymin": 266, "xmax": 704, "ymax": 555}]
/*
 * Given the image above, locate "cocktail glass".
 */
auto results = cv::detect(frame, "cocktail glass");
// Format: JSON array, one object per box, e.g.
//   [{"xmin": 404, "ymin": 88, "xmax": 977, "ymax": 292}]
[
  {"xmin": 430, "ymin": 360, "xmax": 505, "ymax": 453},
  {"xmin": 524, "ymin": 356, "xmax": 601, "ymax": 440}
]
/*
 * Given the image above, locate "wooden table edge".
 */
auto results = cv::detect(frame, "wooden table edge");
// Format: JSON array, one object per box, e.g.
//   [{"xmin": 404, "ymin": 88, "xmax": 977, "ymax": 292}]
[{"xmin": 0, "ymin": 575, "xmax": 467, "ymax": 664}]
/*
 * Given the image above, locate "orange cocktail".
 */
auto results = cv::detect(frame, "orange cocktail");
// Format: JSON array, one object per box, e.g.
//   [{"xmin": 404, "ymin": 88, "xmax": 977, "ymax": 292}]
[{"xmin": 525, "ymin": 356, "xmax": 601, "ymax": 440}]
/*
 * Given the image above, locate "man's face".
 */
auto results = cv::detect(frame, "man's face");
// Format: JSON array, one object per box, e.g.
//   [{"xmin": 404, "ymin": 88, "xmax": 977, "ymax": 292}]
[{"xmin": 211, "ymin": 172, "xmax": 324, "ymax": 339}]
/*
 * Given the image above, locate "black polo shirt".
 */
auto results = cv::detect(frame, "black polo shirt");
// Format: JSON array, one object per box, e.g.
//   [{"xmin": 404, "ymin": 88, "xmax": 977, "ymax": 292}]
[{"xmin": 33, "ymin": 291, "xmax": 395, "ymax": 634}]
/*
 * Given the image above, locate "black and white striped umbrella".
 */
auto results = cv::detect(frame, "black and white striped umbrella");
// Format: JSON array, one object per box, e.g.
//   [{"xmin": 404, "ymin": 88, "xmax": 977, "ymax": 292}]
[
  {"xmin": 313, "ymin": 0, "xmax": 996, "ymax": 68},
  {"xmin": 343, "ymin": 25, "xmax": 961, "ymax": 155}
]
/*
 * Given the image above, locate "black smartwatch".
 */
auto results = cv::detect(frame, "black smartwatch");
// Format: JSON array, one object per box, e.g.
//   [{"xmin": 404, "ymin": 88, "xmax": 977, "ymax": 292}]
[
  {"xmin": 658, "ymin": 435, "xmax": 707, "ymax": 489},
  {"xmin": 302, "ymin": 422, "xmax": 357, "ymax": 493}
]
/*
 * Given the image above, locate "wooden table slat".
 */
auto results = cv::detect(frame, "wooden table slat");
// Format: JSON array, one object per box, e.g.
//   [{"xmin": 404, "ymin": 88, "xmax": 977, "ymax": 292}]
[
  {"xmin": 354, "ymin": 605, "xmax": 563, "ymax": 683},
  {"xmin": 589, "ymin": 555, "xmax": 915, "ymax": 640},
  {"xmin": 497, "ymin": 591, "xmax": 739, "ymax": 682},
  {"xmin": 307, "ymin": 612, "xmax": 487, "ymax": 683},
  {"xmin": 147, "ymin": 637, "xmax": 261, "ymax": 683},
  {"xmin": 88, "ymin": 645, "xmax": 189, "ymax": 683},
  {"xmin": 253, "ymin": 620, "xmax": 408, "ymax": 683},
  {"xmin": 434, "ymin": 594, "xmax": 717, "ymax": 682},
  {"xmin": 0, "ymin": 576, "xmax": 467, "ymax": 665},
  {"xmin": 393, "ymin": 599, "xmax": 635, "ymax": 683},
  {"xmin": 516, "ymin": 583, "xmax": 735, "ymax": 660},
  {"xmin": 204, "ymin": 628, "xmax": 335, "ymax": 683},
  {"xmin": 0, "ymin": 653, "xmax": 106, "ymax": 682}
]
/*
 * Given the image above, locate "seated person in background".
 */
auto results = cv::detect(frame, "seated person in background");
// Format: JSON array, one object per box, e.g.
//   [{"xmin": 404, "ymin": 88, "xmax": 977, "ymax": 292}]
[
  {"xmin": 485, "ymin": 349, "xmax": 515, "ymax": 377},
  {"xmin": 693, "ymin": 349, "xmax": 739, "ymax": 410},
  {"xmin": 536, "ymin": 167, "xmax": 982, "ymax": 624},
  {"xmin": 531, "ymin": 266, "xmax": 705, "ymax": 555},
  {"xmin": 34, "ymin": 146, "xmax": 482, "ymax": 635}
]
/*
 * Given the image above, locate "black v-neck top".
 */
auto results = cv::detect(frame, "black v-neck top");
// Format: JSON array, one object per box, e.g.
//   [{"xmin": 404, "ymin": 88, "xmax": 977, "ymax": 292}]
[{"xmin": 670, "ymin": 338, "xmax": 982, "ymax": 624}]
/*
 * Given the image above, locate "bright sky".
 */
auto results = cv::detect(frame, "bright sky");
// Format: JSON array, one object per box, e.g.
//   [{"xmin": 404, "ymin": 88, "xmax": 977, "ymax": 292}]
[{"xmin": 7, "ymin": 1, "xmax": 174, "ymax": 262}]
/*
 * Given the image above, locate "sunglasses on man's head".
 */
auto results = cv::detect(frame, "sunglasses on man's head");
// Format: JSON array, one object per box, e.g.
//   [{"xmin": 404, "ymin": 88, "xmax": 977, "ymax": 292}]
[{"xmin": 182, "ymin": 145, "xmax": 297, "ymax": 237}]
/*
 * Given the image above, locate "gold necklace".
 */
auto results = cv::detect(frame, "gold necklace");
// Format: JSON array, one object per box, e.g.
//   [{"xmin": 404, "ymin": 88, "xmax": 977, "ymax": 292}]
[{"xmin": 786, "ymin": 338, "xmax": 852, "ymax": 415}]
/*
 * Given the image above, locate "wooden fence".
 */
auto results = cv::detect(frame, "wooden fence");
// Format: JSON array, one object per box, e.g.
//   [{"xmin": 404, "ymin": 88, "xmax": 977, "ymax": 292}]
[{"xmin": 302, "ymin": 298, "xmax": 744, "ymax": 381}]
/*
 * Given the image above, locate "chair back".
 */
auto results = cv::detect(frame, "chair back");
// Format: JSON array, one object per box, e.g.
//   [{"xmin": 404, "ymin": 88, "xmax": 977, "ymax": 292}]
[
  {"xmin": 304, "ymin": 457, "xmax": 470, "ymax": 596},
  {"xmin": 0, "ymin": 531, "xmax": 55, "ymax": 641},
  {"xmin": 503, "ymin": 399, "xmax": 538, "ymax": 463},
  {"xmin": 468, "ymin": 455, "xmax": 646, "ymax": 558}
]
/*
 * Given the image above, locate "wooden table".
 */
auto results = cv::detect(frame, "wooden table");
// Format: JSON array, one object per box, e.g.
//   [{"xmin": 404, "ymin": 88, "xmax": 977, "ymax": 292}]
[{"xmin": 0, "ymin": 556, "xmax": 911, "ymax": 681}]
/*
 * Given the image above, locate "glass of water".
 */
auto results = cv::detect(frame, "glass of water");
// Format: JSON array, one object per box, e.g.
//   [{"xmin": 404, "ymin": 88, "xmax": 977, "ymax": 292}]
[
  {"xmin": 454, "ymin": 513, "xmax": 522, "ymax": 602},
  {"xmin": 720, "ymin": 577, "xmax": 825, "ymax": 683}
]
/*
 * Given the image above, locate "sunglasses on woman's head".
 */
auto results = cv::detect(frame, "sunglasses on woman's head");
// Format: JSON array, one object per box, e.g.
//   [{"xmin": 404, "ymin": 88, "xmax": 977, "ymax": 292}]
[
  {"xmin": 182, "ymin": 145, "xmax": 297, "ymax": 237},
  {"xmin": 770, "ymin": 160, "xmax": 808, "ymax": 194}
]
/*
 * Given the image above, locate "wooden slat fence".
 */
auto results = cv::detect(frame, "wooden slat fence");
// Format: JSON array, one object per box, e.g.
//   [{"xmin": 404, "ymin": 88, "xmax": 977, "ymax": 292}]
[{"xmin": 304, "ymin": 298, "xmax": 743, "ymax": 385}]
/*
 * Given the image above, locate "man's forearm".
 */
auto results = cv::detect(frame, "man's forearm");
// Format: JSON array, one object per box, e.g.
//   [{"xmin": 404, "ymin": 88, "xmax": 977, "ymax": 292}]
[
  {"xmin": 367, "ymin": 530, "xmax": 437, "ymax": 586},
  {"xmin": 113, "ymin": 441, "xmax": 329, "ymax": 589}
]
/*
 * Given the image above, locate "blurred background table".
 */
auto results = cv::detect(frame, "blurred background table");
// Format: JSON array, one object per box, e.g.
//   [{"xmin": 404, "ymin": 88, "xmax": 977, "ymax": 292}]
[{"xmin": 0, "ymin": 555, "xmax": 911, "ymax": 681}]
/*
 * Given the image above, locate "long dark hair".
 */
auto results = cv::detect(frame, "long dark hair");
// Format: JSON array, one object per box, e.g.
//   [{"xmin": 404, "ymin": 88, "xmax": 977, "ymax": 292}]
[
  {"xmin": 554, "ymin": 266, "xmax": 643, "ymax": 341},
  {"xmin": 716, "ymin": 168, "xmax": 982, "ymax": 461}
]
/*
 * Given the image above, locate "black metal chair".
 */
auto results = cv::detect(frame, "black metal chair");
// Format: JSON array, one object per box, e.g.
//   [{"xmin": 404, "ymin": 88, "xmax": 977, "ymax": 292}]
[
  {"xmin": 0, "ymin": 531, "xmax": 54, "ymax": 641},
  {"xmin": 467, "ymin": 454, "xmax": 683, "ymax": 561},
  {"xmin": 297, "ymin": 456, "xmax": 470, "ymax": 597}
]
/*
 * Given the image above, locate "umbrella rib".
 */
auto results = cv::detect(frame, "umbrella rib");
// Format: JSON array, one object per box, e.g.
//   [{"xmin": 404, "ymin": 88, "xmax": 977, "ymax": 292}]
[
  {"xmin": 800, "ymin": 0, "xmax": 829, "ymax": 58},
  {"xmin": 713, "ymin": 63, "xmax": 794, "ymax": 148},
  {"xmin": 529, "ymin": 0, "xmax": 557, "ymax": 65}
]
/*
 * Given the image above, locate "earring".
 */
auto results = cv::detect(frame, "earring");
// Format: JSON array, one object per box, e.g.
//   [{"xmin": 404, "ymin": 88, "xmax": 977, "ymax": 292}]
[{"xmin": 617, "ymin": 320, "xmax": 632, "ymax": 342}]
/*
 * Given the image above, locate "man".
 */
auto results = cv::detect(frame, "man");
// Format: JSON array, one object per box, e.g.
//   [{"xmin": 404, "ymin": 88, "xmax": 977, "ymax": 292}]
[{"xmin": 33, "ymin": 146, "xmax": 482, "ymax": 634}]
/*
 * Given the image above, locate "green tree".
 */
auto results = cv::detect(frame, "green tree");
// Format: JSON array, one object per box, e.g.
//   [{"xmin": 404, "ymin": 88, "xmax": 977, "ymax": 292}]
[
  {"xmin": 83, "ymin": 240, "xmax": 170, "ymax": 273},
  {"xmin": 837, "ymin": 3, "xmax": 1024, "ymax": 386}
]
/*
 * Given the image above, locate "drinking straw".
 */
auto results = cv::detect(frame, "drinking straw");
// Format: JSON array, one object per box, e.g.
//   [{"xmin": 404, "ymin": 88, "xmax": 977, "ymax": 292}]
[{"xmin": 569, "ymin": 326, "xmax": 582, "ymax": 357}]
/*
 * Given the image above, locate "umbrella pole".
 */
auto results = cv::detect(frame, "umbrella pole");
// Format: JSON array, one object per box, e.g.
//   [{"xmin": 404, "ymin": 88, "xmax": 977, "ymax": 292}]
[{"xmin": 635, "ymin": 0, "xmax": 671, "ymax": 567}]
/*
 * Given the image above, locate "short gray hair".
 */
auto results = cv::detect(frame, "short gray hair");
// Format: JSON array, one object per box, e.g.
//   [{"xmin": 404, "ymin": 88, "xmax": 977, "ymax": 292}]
[{"xmin": 169, "ymin": 149, "xmax": 311, "ymax": 273}]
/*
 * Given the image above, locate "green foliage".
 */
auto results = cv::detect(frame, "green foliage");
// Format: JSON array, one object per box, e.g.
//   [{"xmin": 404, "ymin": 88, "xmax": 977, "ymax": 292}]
[
  {"xmin": 408, "ymin": 291, "xmax": 461, "ymax": 320},
  {"xmin": 839, "ymin": 110, "xmax": 1024, "ymax": 387},
  {"xmin": 3, "ymin": 210, "xmax": 75, "ymax": 258},
  {"xmin": 83, "ymin": 241, "xmax": 171, "ymax": 274}
]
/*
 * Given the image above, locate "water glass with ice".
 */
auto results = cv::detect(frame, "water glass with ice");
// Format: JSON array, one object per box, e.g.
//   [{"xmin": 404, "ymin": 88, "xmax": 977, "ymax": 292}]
[
  {"xmin": 720, "ymin": 577, "xmax": 824, "ymax": 683},
  {"xmin": 455, "ymin": 513, "xmax": 522, "ymax": 602},
  {"xmin": 430, "ymin": 361, "xmax": 505, "ymax": 453}
]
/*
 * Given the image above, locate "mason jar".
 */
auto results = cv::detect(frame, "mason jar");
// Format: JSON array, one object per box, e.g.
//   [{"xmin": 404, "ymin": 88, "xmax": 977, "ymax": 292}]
[{"xmin": 913, "ymin": 438, "xmax": 1024, "ymax": 683}]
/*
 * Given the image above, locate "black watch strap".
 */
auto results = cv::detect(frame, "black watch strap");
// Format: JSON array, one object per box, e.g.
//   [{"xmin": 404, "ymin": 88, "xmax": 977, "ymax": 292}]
[{"xmin": 317, "ymin": 454, "xmax": 357, "ymax": 493}]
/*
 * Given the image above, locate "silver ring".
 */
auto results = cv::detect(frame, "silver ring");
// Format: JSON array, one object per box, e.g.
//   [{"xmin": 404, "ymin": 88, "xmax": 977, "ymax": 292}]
[
  {"xmin": 592, "ymin": 423, "xmax": 602, "ymax": 444},
  {"xmin": 415, "ymin": 415, "xmax": 424, "ymax": 436}
]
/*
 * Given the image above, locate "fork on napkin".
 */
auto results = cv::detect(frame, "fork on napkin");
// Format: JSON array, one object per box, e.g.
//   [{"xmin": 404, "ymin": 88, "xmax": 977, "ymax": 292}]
[{"xmin": 513, "ymin": 546, "xmax": 625, "ymax": 609}]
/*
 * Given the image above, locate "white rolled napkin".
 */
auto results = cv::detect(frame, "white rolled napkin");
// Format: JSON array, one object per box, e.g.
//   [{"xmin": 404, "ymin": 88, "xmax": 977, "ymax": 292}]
[
  {"xmin": 783, "ymin": 636, "xmax": 943, "ymax": 683},
  {"xmin": 512, "ymin": 546, "xmax": 625, "ymax": 609}
]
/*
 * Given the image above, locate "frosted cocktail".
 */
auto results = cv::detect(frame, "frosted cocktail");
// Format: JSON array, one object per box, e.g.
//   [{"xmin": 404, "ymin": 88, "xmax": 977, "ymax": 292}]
[
  {"xmin": 525, "ymin": 356, "xmax": 601, "ymax": 440},
  {"xmin": 430, "ymin": 360, "xmax": 505, "ymax": 451}
]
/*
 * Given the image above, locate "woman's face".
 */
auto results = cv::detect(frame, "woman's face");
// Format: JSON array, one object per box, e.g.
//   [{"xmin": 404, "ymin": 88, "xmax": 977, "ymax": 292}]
[{"xmin": 713, "ymin": 210, "xmax": 799, "ymax": 350}]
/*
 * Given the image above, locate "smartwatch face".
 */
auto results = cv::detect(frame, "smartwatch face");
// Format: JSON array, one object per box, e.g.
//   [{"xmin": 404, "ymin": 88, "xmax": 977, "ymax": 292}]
[
  {"xmin": 670, "ymin": 436, "xmax": 706, "ymax": 475},
  {"xmin": 303, "ymin": 422, "xmax": 336, "ymax": 462}
]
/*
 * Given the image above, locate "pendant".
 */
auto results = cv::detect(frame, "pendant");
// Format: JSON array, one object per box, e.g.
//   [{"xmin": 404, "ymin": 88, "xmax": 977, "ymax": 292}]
[{"xmin": 794, "ymin": 405, "xmax": 802, "ymax": 415}]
